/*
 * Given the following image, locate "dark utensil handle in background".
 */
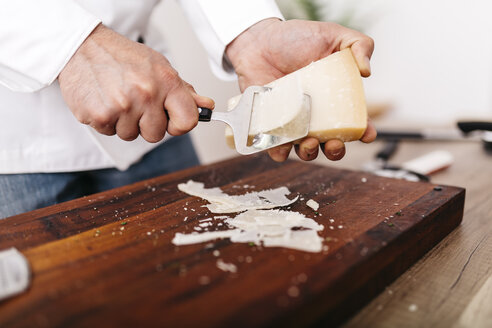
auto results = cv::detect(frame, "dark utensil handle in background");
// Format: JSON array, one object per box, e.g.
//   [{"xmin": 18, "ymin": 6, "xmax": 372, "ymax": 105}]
[
  {"xmin": 376, "ymin": 139, "xmax": 400, "ymax": 161},
  {"xmin": 198, "ymin": 108, "xmax": 213, "ymax": 122},
  {"xmin": 457, "ymin": 121, "xmax": 492, "ymax": 133},
  {"xmin": 377, "ymin": 131, "xmax": 424, "ymax": 140}
]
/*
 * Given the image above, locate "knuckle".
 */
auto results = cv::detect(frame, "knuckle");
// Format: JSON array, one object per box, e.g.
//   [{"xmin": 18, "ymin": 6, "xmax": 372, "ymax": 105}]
[
  {"xmin": 159, "ymin": 66, "xmax": 180, "ymax": 86},
  {"xmin": 92, "ymin": 122, "xmax": 115, "ymax": 136},
  {"xmin": 174, "ymin": 118, "xmax": 198, "ymax": 135},
  {"xmin": 92, "ymin": 110, "xmax": 114, "ymax": 127},
  {"xmin": 143, "ymin": 131, "xmax": 165, "ymax": 143},
  {"xmin": 73, "ymin": 110, "xmax": 89, "ymax": 124},
  {"xmin": 113, "ymin": 94, "xmax": 132, "ymax": 114},
  {"xmin": 140, "ymin": 120, "xmax": 166, "ymax": 143},
  {"xmin": 182, "ymin": 81, "xmax": 195, "ymax": 93},
  {"xmin": 118, "ymin": 130, "xmax": 139, "ymax": 141},
  {"xmin": 135, "ymin": 81, "xmax": 157, "ymax": 103}
]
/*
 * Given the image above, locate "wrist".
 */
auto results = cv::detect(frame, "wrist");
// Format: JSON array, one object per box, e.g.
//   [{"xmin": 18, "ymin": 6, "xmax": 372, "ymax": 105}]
[
  {"xmin": 225, "ymin": 18, "xmax": 281, "ymax": 68},
  {"xmin": 60, "ymin": 23, "xmax": 105, "ymax": 75}
]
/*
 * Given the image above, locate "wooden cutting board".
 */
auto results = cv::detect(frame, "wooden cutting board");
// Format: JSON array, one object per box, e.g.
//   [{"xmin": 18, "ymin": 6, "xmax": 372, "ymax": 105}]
[{"xmin": 0, "ymin": 154, "xmax": 465, "ymax": 327}]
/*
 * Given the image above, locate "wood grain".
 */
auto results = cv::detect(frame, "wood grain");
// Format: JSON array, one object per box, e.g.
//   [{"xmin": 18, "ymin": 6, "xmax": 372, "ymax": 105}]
[
  {"xmin": 454, "ymin": 274, "xmax": 492, "ymax": 328},
  {"xmin": 0, "ymin": 154, "xmax": 284, "ymax": 251},
  {"xmin": 0, "ymin": 153, "xmax": 464, "ymax": 327},
  {"xmin": 314, "ymin": 140, "xmax": 491, "ymax": 328}
]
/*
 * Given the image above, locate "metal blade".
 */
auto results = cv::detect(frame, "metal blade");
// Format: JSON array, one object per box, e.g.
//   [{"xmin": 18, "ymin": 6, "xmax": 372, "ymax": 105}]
[{"xmin": 211, "ymin": 86, "xmax": 311, "ymax": 155}]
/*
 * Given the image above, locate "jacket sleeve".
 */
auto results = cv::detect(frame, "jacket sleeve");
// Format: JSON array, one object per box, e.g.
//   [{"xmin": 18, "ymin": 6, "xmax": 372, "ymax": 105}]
[
  {"xmin": 178, "ymin": 0, "xmax": 284, "ymax": 80},
  {"xmin": 0, "ymin": 0, "xmax": 101, "ymax": 92}
]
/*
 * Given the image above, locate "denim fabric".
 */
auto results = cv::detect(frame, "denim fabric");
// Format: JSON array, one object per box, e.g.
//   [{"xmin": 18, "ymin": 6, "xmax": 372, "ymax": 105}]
[{"xmin": 0, "ymin": 135, "xmax": 199, "ymax": 219}]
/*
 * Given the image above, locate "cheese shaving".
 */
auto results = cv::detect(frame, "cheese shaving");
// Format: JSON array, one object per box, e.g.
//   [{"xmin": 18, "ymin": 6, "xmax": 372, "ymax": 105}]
[
  {"xmin": 173, "ymin": 180, "xmax": 325, "ymax": 253},
  {"xmin": 178, "ymin": 180, "xmax": 298, "ymax": 213},
  {"xmin": 226, "ymin": 210, "xmax": 324, "ymax": 252},
  {"xmin": 172, "ymin": 209, "xmax": 324, "ymax": 253},
  {"xmin": 173, "ymin": 230, "xmax": 240, "ymax": 245}
]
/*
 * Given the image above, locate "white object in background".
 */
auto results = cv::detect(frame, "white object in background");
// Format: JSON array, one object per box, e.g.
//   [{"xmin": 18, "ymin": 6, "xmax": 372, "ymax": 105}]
[
  {"xmin": 0, "ymin": 248, "xmax": 30, "ymax": 301},
  {"xmin": 402, "ymin": 150, "xmax": 454, "ymax": 175}
]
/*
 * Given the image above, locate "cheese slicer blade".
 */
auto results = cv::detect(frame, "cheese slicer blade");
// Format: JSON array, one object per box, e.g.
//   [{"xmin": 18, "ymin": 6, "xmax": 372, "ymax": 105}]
[{"xmin": 198, "ymin": 86, "xmax": 311, "ymax": 155}]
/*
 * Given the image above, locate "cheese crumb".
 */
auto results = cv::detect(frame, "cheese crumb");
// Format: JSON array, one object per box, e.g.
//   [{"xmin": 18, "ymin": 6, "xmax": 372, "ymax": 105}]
[
  {"xmin": 306, "ymin": 199, "xmax": 319, "ymax": 211},
  {"xmin": 216, "ymin": 259, "xmax": 237, "ymax": 273},
  {"xmin": 287, "ymin": 286, "xmax": 300, "ymax": 298},
  {"xmin": 198, "ymin": 276, "xmax": 210, "ymax": 285}
]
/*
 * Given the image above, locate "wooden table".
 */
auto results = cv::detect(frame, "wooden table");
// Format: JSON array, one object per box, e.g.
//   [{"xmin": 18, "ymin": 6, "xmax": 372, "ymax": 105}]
[
  {"xmin": 0, "ymin": 139, "xmax": 489, "ymax": 327},
  {"xmin": 316, "ymin": 140, "xmax": 492, "ymax": 328}
]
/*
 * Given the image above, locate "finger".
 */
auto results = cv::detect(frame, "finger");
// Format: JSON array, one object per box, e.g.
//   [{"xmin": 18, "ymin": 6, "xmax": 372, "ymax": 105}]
[
  {"xmin": 183, "ymin": 81, "xmax": 216, "ymax": 110},
  {"xmin": 164, "ymin": 85, "xmax": 199, "ymax": 136},
  {"xmin": 294, "ymin": 137, "xmax": 319, "ymax": 161},
  {"xmin": 192, "ymin": 93, "xmax": 215, "ymax": 110},
  {"xmin": 350, "ymin": 38, "xmax": 374, "ymax": 77},
  {"xmin": 88, "ymin": 110, "xmax": 117, "ymax": 136},
  {"xmin": 91, "ymin": 123, "xmax": 116, "ymax": 136},
  {"xmin": 139, "ymin": 106, "xmax": 168, "ymax": 143},
  {"xmin": 322, "ymin": 139, "xmax": 346, "ymax": 161},
  {"xmin": 361, "ymin": 119, "xmax": 377, "ymax": 143},
  {"xmin": 340, "ymin": 30, "xmax": 375, "ymax": 77},
  {"xmin": 115, "ymin": 111, "xmax": 141, "ymax": 141},
  {"xmin": 267, "ymin": 143, "xmax": 293, "ymax": 162}
]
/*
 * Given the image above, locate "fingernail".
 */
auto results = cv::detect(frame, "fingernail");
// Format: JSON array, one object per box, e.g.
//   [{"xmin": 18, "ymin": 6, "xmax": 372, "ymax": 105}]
[
  {"xmin": 364, "ymin": 56, "xmax": 371, "ymax": 74},
  {"xmin": 304, "ymin": 146, "xmax": 317, "ymax": 156},
  {"xmin": 331, "ymin": 148, "xmax": 343, "ymax": 156},
  {"xmin": 201, "ymin": 96, "xmax": 215, "ymax": 108}
]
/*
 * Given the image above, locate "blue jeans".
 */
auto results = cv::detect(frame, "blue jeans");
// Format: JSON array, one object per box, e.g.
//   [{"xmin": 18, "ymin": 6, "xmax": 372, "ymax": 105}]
[{"xmin": 0, "ymin": 135, "xmax": 199, "ymax": 219}]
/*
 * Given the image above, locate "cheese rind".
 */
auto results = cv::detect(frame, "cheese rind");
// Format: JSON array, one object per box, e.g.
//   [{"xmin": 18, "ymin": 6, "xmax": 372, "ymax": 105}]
[{"xmin": 225, "ymin": 48, "xmax": 367, "ymax": 148}]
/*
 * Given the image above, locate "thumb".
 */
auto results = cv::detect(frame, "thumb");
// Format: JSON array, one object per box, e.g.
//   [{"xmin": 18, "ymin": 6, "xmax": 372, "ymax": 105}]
[
  {"xmin": 340, "ymin": 31, "xmax": 375, "ymax": 77},
  {"xmin": 183, "ymin": 81, "xmax": 215, "ymax": 109}
]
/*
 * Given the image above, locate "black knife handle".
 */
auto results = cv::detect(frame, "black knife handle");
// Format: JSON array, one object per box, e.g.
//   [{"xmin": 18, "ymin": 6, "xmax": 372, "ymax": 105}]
[
  {"xmin": 198, "ymin": 107, "xmax": 213, "ymax": 122},
  {"xmin": 376, "ymin": 131, "xmax": 424, "ymax": 140},
  {"xmin": 457, "ymin": 121, "xmax": 492, "ymax": 133},
  {"xmin": 376, "ymin": 139, "xmax": 400, "ymax": 161}
]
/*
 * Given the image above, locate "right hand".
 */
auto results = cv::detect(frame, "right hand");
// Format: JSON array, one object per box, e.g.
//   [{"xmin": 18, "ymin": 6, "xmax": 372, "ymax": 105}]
[{"xmin": 58, "ymin": 24, "xmax": 214, "ymax": 142}]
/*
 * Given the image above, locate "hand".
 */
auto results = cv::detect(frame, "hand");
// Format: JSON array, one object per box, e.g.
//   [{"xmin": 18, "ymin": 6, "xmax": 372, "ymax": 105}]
[
  {"xmin": 226, "ymin": 19, "xmax": 377, "ymax": 162},
  {"xmin": 59, "ymin": 24, "xmax": 214, "ymax": 143}
]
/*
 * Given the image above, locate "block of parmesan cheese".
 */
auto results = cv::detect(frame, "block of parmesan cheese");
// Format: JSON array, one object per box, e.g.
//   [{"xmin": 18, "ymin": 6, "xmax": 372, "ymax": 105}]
[{"xmin": 225, "ymin": 48, "xmax": 367, "ymax": 148}]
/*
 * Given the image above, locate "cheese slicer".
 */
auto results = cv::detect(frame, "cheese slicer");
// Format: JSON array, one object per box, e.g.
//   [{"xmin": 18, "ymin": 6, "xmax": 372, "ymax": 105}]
[{"xmin": 198, "ymin": 86, "xmax": 311, "ymax": 155}]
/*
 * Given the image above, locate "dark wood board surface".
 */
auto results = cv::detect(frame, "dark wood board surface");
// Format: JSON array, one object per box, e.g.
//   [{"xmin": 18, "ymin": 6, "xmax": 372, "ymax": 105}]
[{"xmin": 0, "ymin": 154, "xmax": 465, "ymax": 327}]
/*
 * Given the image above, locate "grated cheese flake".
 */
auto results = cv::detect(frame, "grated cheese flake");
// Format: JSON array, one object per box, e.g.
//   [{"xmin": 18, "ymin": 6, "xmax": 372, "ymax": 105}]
[
  {"xmin": 174, "ymin": 180, "xmax": 325, "ymax": 252},
  {"xmin": 216, "ymin": 259, "xmax": 237, "ymax": 273},
  {"xmin": 306, "ymin": 199, "xmax": 319, "ymax": 211}
]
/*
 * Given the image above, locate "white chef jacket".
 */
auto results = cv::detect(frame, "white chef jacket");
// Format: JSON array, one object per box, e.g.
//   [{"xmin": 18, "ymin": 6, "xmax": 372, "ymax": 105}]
[{"xmin": 0, "ymin": 0, "xmax": 283, "ymax": 173}]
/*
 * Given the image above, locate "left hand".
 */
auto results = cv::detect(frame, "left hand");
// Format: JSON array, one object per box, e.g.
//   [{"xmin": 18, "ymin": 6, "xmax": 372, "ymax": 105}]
[{"xmin": 226, "ymin": 18, "xmax": 377, "ymax": 162}]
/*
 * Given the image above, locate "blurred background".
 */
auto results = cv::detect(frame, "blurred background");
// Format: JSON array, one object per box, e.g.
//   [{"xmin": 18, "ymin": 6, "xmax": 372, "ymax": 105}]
[{"xmin": 151, "ymin": 0, "xmax": 492, "ymax": 165}]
